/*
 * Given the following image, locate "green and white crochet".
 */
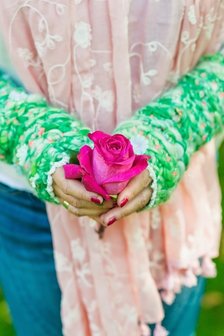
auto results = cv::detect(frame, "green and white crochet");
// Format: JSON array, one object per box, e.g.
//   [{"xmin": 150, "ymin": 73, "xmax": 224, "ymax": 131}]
[
  {"xmin": 0, "ymin": 73, "xmax": 91, "ymax": 203},
  {"xmin": 0, "ymin": 51, "xmax": 223, "ymax": 207},
  {"xmin": 115, "ymin": 52, "xmax": 224, "ymax": 208}
]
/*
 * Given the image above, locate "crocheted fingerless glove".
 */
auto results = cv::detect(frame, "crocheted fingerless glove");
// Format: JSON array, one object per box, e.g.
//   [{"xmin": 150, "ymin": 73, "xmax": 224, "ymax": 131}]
[
  {"xmin": 115, "ymin": 51, "xmax": 224, "ymax": 209},
  {"xmin": 0, "ymin": 72, "xmax": 91, "ymax": 203}
]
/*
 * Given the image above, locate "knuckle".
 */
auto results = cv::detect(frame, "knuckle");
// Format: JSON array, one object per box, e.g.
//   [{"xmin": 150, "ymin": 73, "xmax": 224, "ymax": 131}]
[
  {"xmin": 121, "ymin": 209, "xmax": 128, "ymax": 218},
  {"xmin": 139, "ymin": 199, "xmax": 147, "ymax": 209},
  {"xmin": 70, "ymin": 207, "xmax": 80, "ymax": 216},
  {"xmin": 79, "ymin": 191, "xmax": 87, "ymax": 201},
  {"xmin": 52, "ymin": 170, "xmax": 60, "ymax": 183},
  {"xmin": 122, "ymin": 208, "xmax": 131, "ymax": 219},
  {"xmin": 143, "ymin": 171, "xmax": 151, "ymax": 186},
  {"xmin": 98, "ymin": 209, "xmax": 108, "ymax": 216},
  {"xmin": 63, "ymin": 180, "xmax": 70, "ymax": 195},
  {"xmin": 140, "ymin": 194, "xmax": 150, "ymax": 208},
  {"xmin": 71, "ymin": 199, "xmax": 80, "ymax": 208},
  {"xmin": 113, "ymin": 209, "xmax": 122, "ymax": 219},
  {"xmin": 53, "ymin": 186, "xmax": 59, "ymax": 197}
]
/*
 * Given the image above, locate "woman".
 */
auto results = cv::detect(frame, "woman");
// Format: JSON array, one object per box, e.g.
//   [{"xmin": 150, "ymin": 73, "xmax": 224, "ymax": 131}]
[{"xmin": 0, "ymin": 1, "xmax": 223, "ymax": 335}]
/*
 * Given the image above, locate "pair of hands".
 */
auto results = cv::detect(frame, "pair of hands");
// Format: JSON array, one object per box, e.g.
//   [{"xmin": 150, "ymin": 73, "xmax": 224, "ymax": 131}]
[{"xmin": 53, "ymin": 167, "xmax": 152, "ymax": 227}]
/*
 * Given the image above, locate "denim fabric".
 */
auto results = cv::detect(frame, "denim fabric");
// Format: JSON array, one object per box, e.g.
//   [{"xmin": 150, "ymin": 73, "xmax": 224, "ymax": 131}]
[
  {"xmin": 0, "ymin": 68, "xmax": 23, "ymax": 87},
  {"xmin": 0, "ymin": 182, "xmax": 63, "ymax": 336},
  {"xmin": 162, "ymin": 276, "xmax": 204, "ymax": 335},
  {"xmin": 149, "ymin": 277, "xmax": 205, "ymax": 335},
  {"xmin": 0, "ymin": 182, "xmax": 204, "ymax": 336}
]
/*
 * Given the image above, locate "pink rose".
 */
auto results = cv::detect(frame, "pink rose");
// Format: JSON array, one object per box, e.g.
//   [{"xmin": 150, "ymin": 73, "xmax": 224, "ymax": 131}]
[{"xmin": 63, "ymin": 131, "xmax": 150, "ymax": 200}]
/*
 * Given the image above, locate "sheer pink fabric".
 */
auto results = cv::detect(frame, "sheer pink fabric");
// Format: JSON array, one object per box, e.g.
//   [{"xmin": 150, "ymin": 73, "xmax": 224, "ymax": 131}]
[{"xmin": 1, "ymin": 1, "xmax": 224, "ymax": 335}]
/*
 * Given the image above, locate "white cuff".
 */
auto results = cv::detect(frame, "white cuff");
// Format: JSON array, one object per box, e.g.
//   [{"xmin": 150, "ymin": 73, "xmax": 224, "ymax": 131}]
[
  {"xmin": 46, "ymin": 155, "xmax": 70, "ymax": 201},
  {"xmin": 146, "ymin": 163, "xmax": 158, "ymax": 208}
]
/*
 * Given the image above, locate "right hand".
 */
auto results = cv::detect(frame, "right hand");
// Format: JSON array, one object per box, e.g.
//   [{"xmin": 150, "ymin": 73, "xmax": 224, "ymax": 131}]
[{"xmin": 52, "ymin": 167, "xmax": 114, "ymax": 218}]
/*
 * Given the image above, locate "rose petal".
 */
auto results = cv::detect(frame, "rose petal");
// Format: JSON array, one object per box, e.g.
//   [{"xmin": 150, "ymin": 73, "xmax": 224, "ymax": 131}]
[
  {"xmin": 102, "ymin": 134, "xmax": 134, "ymax": 163},
  {"xmin": 89, "ymin": 131, "xmax": 135, "ymax": 164},
  {"xmin": 84, "ymin": 132, "xmax": 150, "ymax": 198},
  {"xmin": 92, "ymin": 147, "xmax": 136, "ymax": 185},
  {"xmin": 63, "ymin": 164, "xmax": 83, "ymax": 179},
  {"xmin": 88, "ymin": 131, "xmax": 108, "ymax": 143},
  {"xmin": 77, "ymin": 145, "xmax": 94, "ymax": 175},
  {"xmin": 103, "ymin": 181, "xmax": 129, "ymax": 195},
  {"xmin": 82, "ymin": 174, "xmax": 111, "ymax": 200},
  {"xmin": 78, "ymin": 144, "xmax": 110, "ymax": 200},
  {"xmin": 102, "ymin": 155, "xmax": 149, "ymax": 184}
]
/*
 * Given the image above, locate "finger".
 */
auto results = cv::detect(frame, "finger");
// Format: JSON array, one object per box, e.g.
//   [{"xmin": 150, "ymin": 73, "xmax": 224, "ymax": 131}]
[
  {"xmin": 53, "ymin": 167, "xmax": 103, "ymax": 204},
  {"xmin": 117, "ymin": 169, "xmax": 152, "ymax": 208},
  {"xmin": 75, "ymin": 207, "xmax": 109, "ymax": 217},
  {"xmin": 58, "ymin": 197, "xmax": 109, "ymax": 217},
  {"xmin": 54, "ymin": 184, "xmax": 114, "ymax": 210},
  {"xmin": 90, "ymin": 216, "xmax": 102, "ymax": 223},
  {"xmin": 100, "ymin": 187, "xmax": 152, "ymax": 226},
  {"xmin": 57, "ymin": 196, "xmax": 78, "ymax": 216},
  {"xmin": 90, "ymin": 216, "xmax": 104, "ymax": 226}
]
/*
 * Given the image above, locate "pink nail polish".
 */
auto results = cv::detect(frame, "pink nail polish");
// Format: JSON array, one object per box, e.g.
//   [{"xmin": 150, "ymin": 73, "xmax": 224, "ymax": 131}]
[
  {"xmin": 120, "ymin": 198, "xmax": 128, "ymax": 208},
  {"xmin": 91, "ymin": 197, "xmax": 102, "ymax": 204},
  {"xmin": 107, "ymin": 217, "xmax": 117, "ymax": 226}
]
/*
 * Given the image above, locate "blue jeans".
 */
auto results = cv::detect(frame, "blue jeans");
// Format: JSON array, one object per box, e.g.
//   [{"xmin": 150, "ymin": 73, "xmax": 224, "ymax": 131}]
[
  {"xmin": 0, "ymin": 182, "xmax": 204, "ymax": 336},
  {"xmin": 0, "ymin": 182, "xmax": 63, "ymax": 336},
  {"xmin": 149, "ymin": 277, "xmax": 205, "ymax": 336}
]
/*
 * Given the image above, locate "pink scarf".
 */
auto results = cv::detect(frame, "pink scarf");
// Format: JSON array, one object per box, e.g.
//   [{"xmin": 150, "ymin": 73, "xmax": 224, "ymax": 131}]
[{"xmin": 1, "ymin": 1, "xmax": 223, "ymax": 335}]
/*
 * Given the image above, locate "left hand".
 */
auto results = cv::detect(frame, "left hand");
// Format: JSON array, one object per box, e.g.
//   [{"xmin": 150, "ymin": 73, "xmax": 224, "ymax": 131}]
[
  {"xmin": 99, "ymin": 169, "xmax": 152, "ymax": 227},
  {"xmin": 52, "ymin": 167, "xmax": 114, "ymax": 217}
]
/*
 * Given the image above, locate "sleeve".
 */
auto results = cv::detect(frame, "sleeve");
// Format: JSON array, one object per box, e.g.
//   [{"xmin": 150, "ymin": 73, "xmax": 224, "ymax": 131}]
[
  {"xmin": 114, "ymin": 51, "xmax": 224, "ymax": 209},
  {"xmin": 0, "ymin": 71, "xmax": 91, "ymax": 203}
]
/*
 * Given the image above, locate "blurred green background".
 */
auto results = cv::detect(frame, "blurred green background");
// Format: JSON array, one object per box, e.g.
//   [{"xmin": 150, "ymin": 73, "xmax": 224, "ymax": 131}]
[{"xmin": 0, "ymin": 144, "xmax": 224, "ymax": 336}]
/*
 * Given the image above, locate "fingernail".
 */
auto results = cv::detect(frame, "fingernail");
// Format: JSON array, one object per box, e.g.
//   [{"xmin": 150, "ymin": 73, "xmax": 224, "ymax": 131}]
[
  {"xmin": 120, "ymin": 198, "xmax": 128, "ymax": 208},
  {"xmin": 91, "ymin": 197, "xmax": 102, "ymax": 205},
  {"xmin": 107, "ymin": 217, "xmax": 117, "ymax": 226}
]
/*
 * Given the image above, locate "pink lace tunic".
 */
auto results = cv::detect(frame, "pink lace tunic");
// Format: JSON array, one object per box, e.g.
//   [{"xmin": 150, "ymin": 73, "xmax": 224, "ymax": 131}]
[{"xmin": 1, "ymin": 1, "xmax": 224, "ymax": 335}]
